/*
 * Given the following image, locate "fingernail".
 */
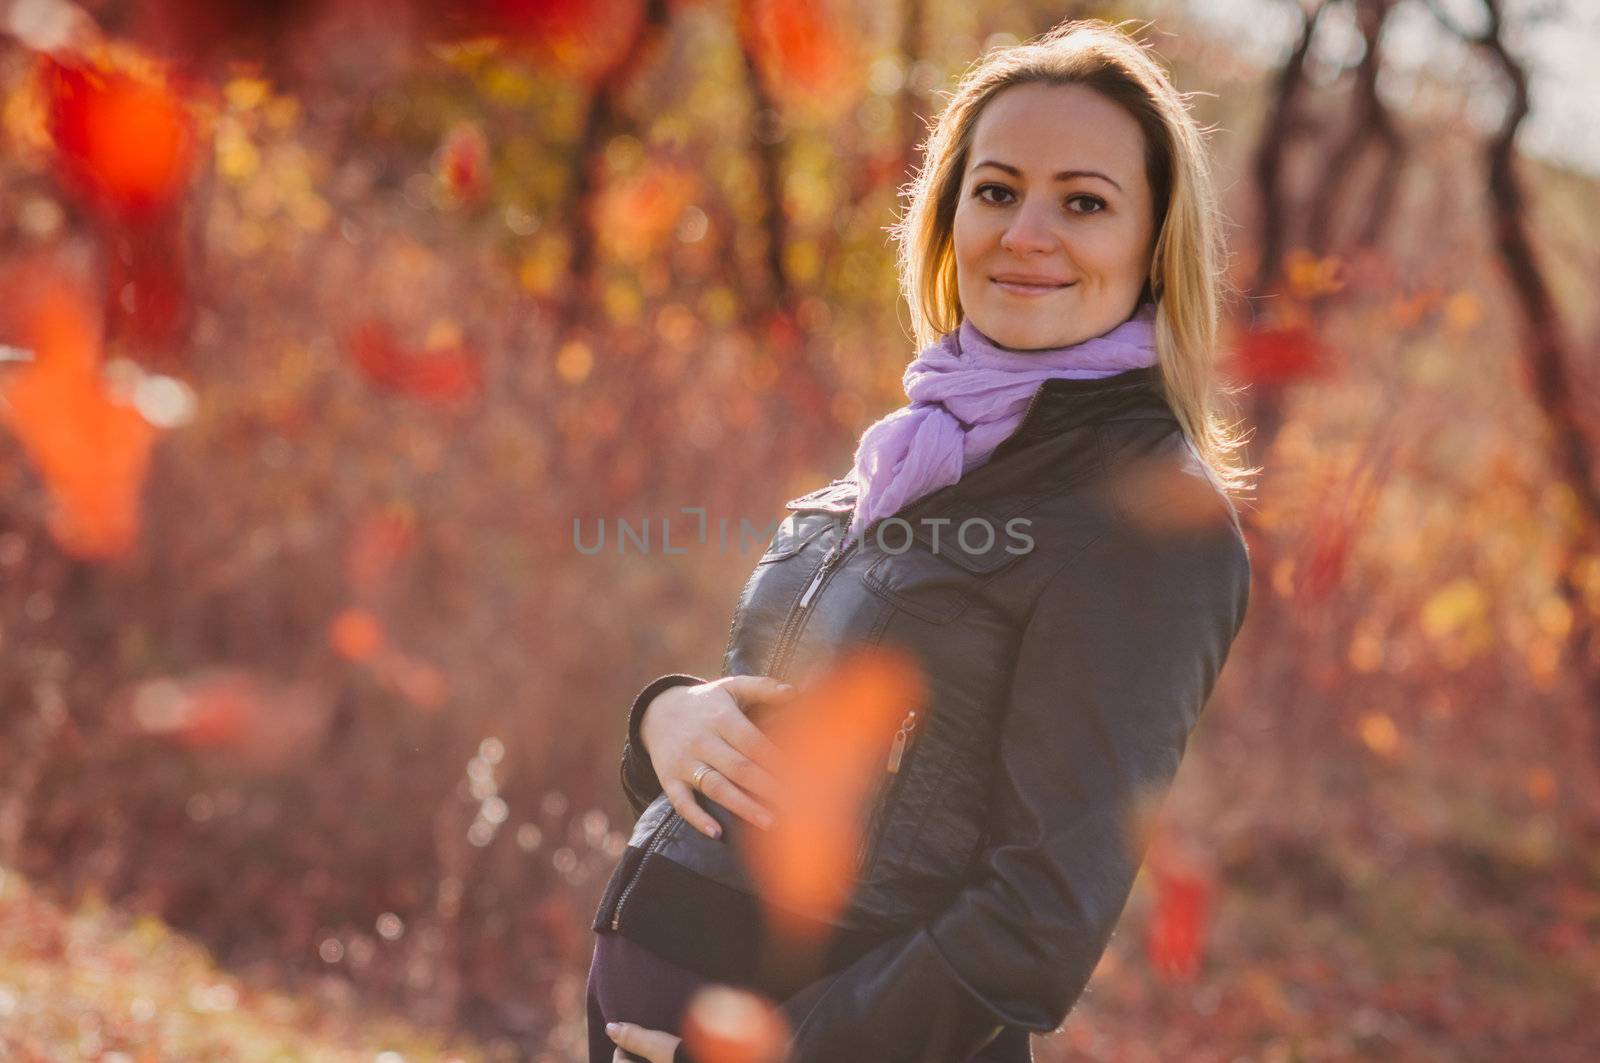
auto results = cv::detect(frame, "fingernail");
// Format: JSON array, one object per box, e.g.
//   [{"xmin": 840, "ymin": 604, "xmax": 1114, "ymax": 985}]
[
  {"xmin": 778, "ymin": 684, "xmax": 795, "ymax": 693},
  {"xmin": 606, "ymin": 1022, "xmax": 622, "ymax": 1035},
  {"xmin": 705, "ymin": 823, "xmax": 721, "ymax": 839},
  {"xmin": 757, "ymin": 813, "xmax": 775, "ymax": 830}
]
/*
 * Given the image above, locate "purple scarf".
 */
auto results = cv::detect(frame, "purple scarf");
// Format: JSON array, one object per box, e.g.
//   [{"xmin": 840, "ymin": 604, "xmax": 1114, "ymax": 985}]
[{"xmin": 843, "ymin": 302, "xmax": 1159, "ymax": 546}]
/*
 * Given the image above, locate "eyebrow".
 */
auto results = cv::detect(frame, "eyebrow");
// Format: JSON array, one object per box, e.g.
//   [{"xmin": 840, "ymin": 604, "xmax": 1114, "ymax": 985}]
[{"xmin": 970, "ymin": 159, "xmax": 1123, "ymax": 192}]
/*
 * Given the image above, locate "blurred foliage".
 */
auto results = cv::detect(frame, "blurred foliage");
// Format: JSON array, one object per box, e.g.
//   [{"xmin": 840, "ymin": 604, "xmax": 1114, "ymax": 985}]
[{"xmin": 0, "ymin": 864, "xmax": 486, "ymax": 1060}]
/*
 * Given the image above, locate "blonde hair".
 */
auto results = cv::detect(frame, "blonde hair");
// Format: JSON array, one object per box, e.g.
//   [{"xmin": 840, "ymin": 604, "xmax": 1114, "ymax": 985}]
[{"xmin": 888, "ymin": 18, "xmax": 1257, "ymax": 496}]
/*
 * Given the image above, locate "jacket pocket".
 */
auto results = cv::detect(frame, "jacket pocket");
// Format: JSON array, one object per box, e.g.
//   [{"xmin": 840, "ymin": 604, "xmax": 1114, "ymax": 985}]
[
  {"xmin": 862, "ymin": 552, "xmax": 978, "ymax": 624},
  {"xmin": 860, "ymin": 535, "xmax": 1029, "ymax": 624},
  {"xmin": 859, "ymin": 497, "xmax": 1041, "ymax": 623}
]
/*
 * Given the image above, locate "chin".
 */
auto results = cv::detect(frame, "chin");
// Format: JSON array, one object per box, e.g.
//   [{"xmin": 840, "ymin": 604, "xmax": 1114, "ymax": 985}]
[{"xmin": 980, "ymin": 320, "xmax": 1074, "ymax": 351}]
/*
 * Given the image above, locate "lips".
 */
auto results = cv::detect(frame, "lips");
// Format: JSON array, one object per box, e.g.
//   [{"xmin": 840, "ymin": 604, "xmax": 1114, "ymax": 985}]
[
  {"xmin": 991, "ymin": 275, "xmax": 1072, "ymax": 286},
  {"xmin": 992, "ymin": 276, "xmax": 1074, "ymax": 296}
]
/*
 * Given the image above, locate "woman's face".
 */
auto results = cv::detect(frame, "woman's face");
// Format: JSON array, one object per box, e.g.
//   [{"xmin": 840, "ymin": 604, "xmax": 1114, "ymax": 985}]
[{"xmin": 952, "ymin": 81, "xmax": 1158, "ymax": 351}]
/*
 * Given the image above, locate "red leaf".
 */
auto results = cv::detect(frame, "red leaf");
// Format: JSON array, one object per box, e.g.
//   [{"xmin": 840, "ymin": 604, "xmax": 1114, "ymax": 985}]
[
  {"xmin": 121, "ymin": 0, "xmax": 324, "ymax": 73},
  {"xmin": 125, "ymin": 669, "xmax": 336, "ymax": 771},
  {"xmin": 1145, "ymin": 864, "xmax": 1212, "ymax": 981},
  {"xmin": 1299, "ymin": 519, "xmax": 1353, "ymax": 602},
  {"xmin": 346, "ymin": 509, "xmax": 415, "ymax": 594},
  {"xmin": 1228, "ymin": 325, "xmax": 1332, "ymax": 388},
  {"xmin": 106, "ymin": 220, "xmax": 191, "ymax": 358},
  {"xmin": 341, "ymin": 320, "xmax": 482, "ymax": 405},
  {"xmin": 438, "ymin": 122, "xmax": 490, "ymax": 205},
  {"xmin": 742, "ymin": 0, "xmax": 859, "ymax": 115},
  {"xmin": 44, "ymin": 55, "xmax": 196, "ymax": 221}
]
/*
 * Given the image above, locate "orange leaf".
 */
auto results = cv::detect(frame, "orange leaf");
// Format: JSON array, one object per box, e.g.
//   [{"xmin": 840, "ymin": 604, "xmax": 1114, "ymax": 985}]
[
  {"xmin": 378, "ymin": 652, "xmax": 451, "ymax": 712},
  {"xmin": 595, "ymin": 163, "xmax": 698, "ymax": 265},
  {"xmin": 0, "ymin": 265, "xmax": 157, "ymax": 560},
  {"xmin": 682, "ymin": 984, "xmax": 790, "ymax": 1063},
  {"xmin": 329, "ymin": 607, "xmax": 386, "ymax": 662},
  {"xmin": 436, "ymin": 0, "xmax": 643, "ymax": 84},
  {"xmin": 741, "ymin": 645, "xmax": 926, "ymax": 946}
]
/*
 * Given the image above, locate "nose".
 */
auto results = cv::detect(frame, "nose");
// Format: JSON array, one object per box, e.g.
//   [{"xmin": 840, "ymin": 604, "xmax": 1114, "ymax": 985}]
[{"xmin": 998, "ymin": 197, "xmax": 1058, "ymax": 256}]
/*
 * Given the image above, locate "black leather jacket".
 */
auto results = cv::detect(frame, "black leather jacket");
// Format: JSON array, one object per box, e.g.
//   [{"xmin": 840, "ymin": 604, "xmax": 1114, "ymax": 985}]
[{"xmin": 599, "ymin": 366, "xmax": 1251, "ymax": 1062}]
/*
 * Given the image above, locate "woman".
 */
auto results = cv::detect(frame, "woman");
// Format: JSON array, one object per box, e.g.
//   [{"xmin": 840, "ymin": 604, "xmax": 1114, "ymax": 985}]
[{"xmin": 589, "ymin": 18, "xmax": 1255, "ymax": 1063}]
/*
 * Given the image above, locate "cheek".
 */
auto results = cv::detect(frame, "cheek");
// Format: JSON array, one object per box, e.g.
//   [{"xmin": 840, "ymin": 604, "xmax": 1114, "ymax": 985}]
[
  {"xmin": 951, "ymin": 210, "xmax": 988, "ymax": 273},
  {"xmin": 950, "ymin": 226, "xmax": 973, "ymax": 281},
  {"xmin": 1079, "ymin": 221, "xmax": 1148, "ymax": 270}
]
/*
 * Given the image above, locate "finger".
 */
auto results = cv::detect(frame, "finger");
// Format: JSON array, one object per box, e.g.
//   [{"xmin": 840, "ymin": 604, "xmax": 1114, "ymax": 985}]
[
  {"xmin": 718, "ymin": 675, "xmax": 796, "ymax": 712},
  {"xmin": 663, "ymin": 779, "xmax": 722, "ymax": 840},
  {"xmin": 697, "ymin": 750, "xmax": 776, "ymax": 831},
  {"xmin": 705, "ymin": 735, "xmax": 784, "ymax": 811},
  {"xmin": 714, "ymin": 707, "xmax": 787, "ymax": 777},
  {"xmin": 607, "ymin": 1022, "xmax": 680, "ymax": 1062}
]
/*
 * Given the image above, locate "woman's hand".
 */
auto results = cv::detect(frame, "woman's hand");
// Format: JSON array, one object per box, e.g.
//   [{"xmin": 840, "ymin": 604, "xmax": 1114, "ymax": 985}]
[
  {"xmin": 606, "ymin": 1016, "xmax": 790, "ymax": 1063},
  {"xmin": 639, "ymin": 676, "xmax": 794, "ymax": 838},
  {"xmin": 605, "ymin": 1020, "xmax": 681, "ymax": 1062}
]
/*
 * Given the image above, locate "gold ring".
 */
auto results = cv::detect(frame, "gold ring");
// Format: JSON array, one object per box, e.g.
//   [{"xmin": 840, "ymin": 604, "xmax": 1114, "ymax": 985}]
[{"xmin": 690, "ymin": 764, "xmax": 714, "ymax": 792}]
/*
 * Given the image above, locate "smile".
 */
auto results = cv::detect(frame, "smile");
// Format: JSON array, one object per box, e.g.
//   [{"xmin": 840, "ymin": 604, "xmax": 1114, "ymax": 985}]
[{"xmin": 992, "ymin": 279, "xmax": 1074, "ymax": 297}]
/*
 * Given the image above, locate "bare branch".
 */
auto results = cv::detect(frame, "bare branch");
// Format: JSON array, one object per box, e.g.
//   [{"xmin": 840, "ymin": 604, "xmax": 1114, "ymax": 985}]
[{"xmin": 1305, "ymin": 0, "xmax": 1406, "ymax": 253}]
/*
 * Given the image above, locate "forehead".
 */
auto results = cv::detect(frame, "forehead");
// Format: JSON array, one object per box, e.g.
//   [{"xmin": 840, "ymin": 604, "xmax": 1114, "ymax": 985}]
[{"xmin": 966, "ymin": 82, "xmax": 1145, "ymax": 181}]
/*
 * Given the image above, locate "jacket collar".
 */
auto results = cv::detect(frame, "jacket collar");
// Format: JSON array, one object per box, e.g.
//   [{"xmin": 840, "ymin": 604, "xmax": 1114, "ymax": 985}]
[
  {"xmin": 988, "ymin": 365, "xmax": 1170, "ymax": 462},
  {"xmin": 785, "ymin": 367, "xmax": 1171, "ymax": 516}
]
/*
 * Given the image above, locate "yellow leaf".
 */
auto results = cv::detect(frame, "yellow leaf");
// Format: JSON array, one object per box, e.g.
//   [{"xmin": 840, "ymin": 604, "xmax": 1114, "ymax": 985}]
[
  {"xmin": 1420, "ymin": 579, "xmax": 1486, "ymax": 638},
  {"xmin": 1445, "ymin": 289, "xmax": 1482, "ymax": 333},
  {"xmin": 1358, "ymin": 712, "xmax": 1399, "ymax": 757},
  {"xmin": 223, "ymin": 76, "xmax": 271, "ymax": 111},
  {"xmin": 1526, "ymin": 766, "xmax": 1557, "ymax": 805},
  {"xmin": 1536, "ymin": 596, "xmax": 1572, "ymax": 639},
  {"xmin": 556, "ymin": 340, "xmax": 593, "ymax": 384}
]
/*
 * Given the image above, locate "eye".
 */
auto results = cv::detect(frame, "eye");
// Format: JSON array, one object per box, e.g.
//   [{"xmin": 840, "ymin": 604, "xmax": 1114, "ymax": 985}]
[
  {"xmin": 972, "ymin": 184, "xmax": 1107, "ymax": 215},
  {"xmin": 973, "ymin": 182, "xmax": 1013, "ymax": 205}
]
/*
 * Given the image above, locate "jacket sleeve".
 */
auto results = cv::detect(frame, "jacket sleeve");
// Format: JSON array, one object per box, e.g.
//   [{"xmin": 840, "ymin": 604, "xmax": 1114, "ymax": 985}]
[
  {"xmin": 620, "ymin": 673, "xmax": 711, "ymax": 817},
  {"xmin": 775, "ymin": 501, "xmax": 1252, "ymax": 1062}
]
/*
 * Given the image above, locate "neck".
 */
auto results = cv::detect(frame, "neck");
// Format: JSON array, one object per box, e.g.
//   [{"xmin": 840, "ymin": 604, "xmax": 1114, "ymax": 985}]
[{"xmin": 964, "ymin": 302, "xmax": 1155, "ymax": 355}]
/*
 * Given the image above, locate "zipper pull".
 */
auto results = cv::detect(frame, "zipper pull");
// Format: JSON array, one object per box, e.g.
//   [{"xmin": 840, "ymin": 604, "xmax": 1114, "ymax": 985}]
[
  {"xmin": 798, "ymin": 565, "xmax": 827, "ymax": 609},
  {"xmin": 797, "ymin": 541, "xmax": 845, "ymax": 609},
  {"xmin": 886, "ymin": 710, "xmax": 917, "ymax": 773}
]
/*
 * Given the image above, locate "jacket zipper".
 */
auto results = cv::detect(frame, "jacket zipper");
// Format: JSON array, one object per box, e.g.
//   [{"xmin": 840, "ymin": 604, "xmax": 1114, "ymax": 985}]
[
  {"xmin": 766, "ymin": 524, "xmax": 859, "ymax": 682},
  {"xmin": 610, "ymin": 812, "xmax": 678, "ymax": 931},
  {"xmin": 612, "ymin": 513, "xmax": 857, "ymax": 932},
  {"xmin": 856, "ymin": 707, "xmax": 920, "ymax": 872}
]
